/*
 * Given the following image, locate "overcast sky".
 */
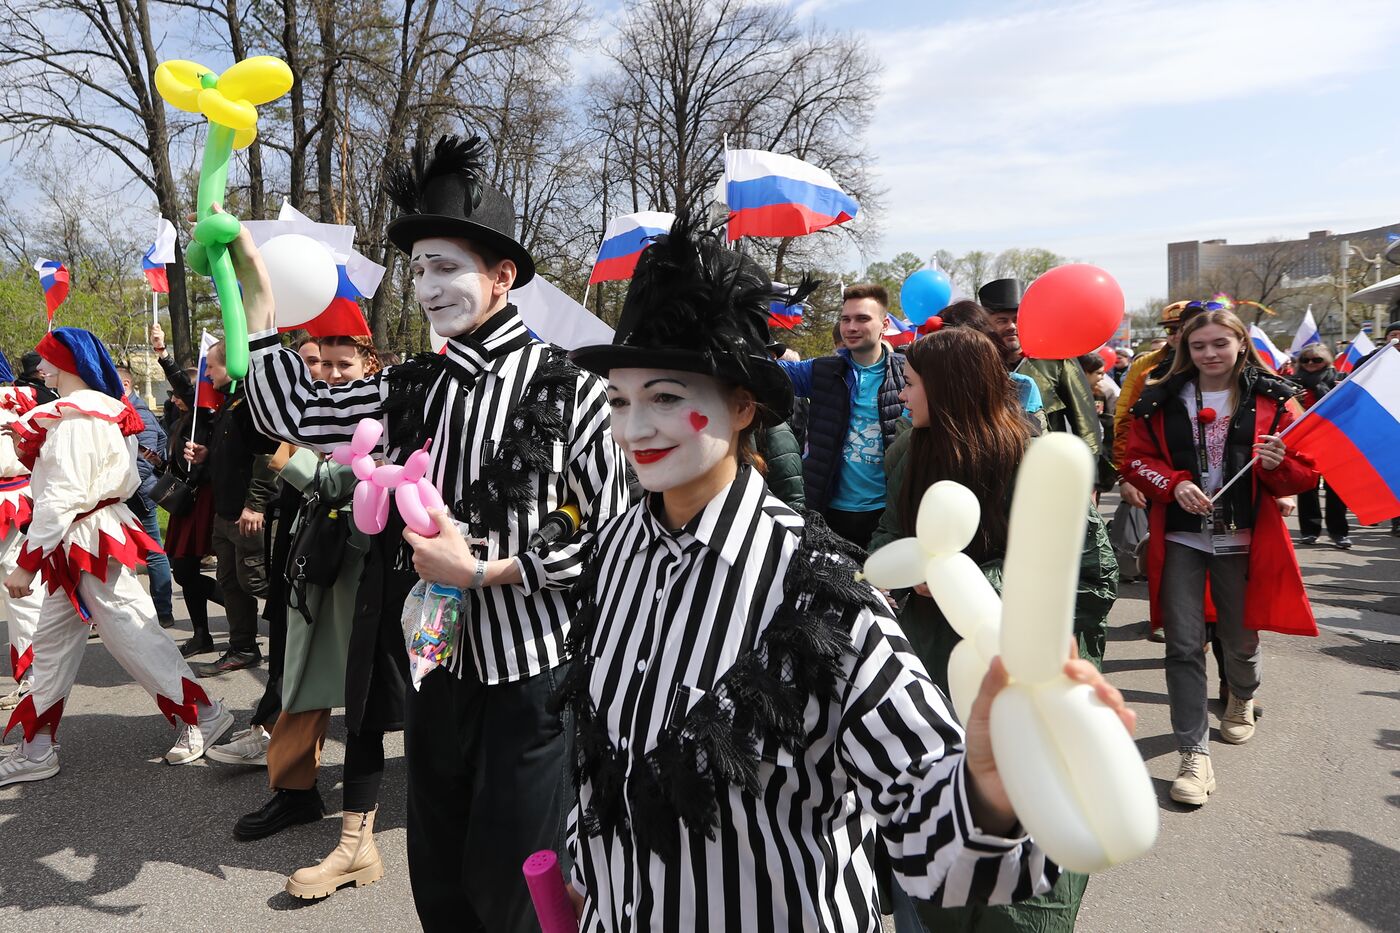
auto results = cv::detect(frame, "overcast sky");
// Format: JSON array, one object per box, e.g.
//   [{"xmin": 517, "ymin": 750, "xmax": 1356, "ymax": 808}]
[{"xmin": 790, "ymin": 0, "xmax": 1400, "ymax": 307}]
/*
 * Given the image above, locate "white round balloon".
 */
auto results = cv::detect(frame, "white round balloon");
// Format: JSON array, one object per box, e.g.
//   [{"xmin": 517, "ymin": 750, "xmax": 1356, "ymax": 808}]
[{"xmin": 261, "ymin": 233, "xmax": 339, "ymax": 328}]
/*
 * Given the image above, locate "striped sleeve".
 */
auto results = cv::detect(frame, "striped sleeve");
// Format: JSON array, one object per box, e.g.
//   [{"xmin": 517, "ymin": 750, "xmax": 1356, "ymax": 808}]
[
  {"xmin": 244, "ymin": 328, "xmax": 389, "ymax": 452},
  {"xmin": 515, "ymin": 371, "xmax": 627, "ymax": 595},
  {"xmin": 836, "ymin": 608, "xmax": 1057, "ymax": 907}
]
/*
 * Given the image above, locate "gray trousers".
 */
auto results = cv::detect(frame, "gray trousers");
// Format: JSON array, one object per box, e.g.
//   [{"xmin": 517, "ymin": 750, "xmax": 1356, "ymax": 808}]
[{"xmin": 1162, "ymin": 542, "xmax": 1260, "ymax": 754}]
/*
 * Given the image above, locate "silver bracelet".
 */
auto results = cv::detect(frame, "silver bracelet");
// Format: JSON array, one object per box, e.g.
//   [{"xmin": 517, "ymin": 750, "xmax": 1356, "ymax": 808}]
[{"xmin": 470, "ymin": 558, "xmax": 488, "ymax": 590}]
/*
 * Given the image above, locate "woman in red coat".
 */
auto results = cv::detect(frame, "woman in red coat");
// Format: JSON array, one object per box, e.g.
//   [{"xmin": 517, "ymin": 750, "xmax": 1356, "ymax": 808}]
[{"xmin": 1123, "ymin": 309, "xmax": 1317, "ymax": 808}]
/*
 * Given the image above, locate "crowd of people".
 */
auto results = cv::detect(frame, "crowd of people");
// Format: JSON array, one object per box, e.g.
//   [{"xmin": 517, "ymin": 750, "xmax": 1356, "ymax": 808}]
[{"xmin": 0, "ymin": 132, "xmax": 1386, "ymax": 932}]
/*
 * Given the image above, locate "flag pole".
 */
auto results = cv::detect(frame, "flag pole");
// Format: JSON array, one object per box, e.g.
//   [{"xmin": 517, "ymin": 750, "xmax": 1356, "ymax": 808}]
[
  {"xmin": 146, "ymin": 290, "xmax": 157, "ymax": 404},
  {"xmin": 1210, "ymin": 337, "xmax": 1399, "ymax": 503}
]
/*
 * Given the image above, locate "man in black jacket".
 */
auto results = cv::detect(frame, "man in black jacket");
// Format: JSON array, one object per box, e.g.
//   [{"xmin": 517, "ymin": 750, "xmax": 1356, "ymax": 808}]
[{"xmin": 185, "ymin": 341, "xmax": 278, "ymax": 675}]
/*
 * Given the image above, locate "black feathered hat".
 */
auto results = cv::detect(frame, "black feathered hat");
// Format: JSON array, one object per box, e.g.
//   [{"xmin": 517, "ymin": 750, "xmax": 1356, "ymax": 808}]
[
  {"xmin": 571, "ymin": 215, "xmax": 804, "ymax": 426},
  {"xmin": 385, "ymin": 135, "xmax": 535, "ymax": 286},
  {"xmin": 978, "ymin": 278, "xmax": 1022, "ymax": 312}
]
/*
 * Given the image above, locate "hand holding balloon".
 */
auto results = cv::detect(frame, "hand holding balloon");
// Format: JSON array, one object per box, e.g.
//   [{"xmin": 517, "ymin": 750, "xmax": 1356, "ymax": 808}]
[
  {"xmin": 155, "ymin": 56, "xmax": 294, "ymax": 379},
  {"xmin": 860, "ymin": 433, "xmax": 1158, "ymax": 873}
]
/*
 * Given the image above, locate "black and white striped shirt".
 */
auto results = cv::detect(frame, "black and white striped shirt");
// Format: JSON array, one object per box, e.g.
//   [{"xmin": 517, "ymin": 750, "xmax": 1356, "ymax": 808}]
[
  {"xmin": 569, "ymin": 466, "xmax": 1055, "ymax": 932},
  {"xmin": 243, "ymin": 306, "xmax": 628, "ymax": 684}
]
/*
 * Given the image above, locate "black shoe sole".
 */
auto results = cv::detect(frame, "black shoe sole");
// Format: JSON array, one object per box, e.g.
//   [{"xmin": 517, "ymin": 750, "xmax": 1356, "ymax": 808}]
[{"xmin": 233, "ymin": 806, "xmax": 324, "ymax": 842}]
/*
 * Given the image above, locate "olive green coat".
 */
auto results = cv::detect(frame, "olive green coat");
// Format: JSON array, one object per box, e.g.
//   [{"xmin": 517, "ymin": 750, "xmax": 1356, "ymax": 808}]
[{"xmin": 279, "ymin": 449, "xmax": 371, "ymax": 714}]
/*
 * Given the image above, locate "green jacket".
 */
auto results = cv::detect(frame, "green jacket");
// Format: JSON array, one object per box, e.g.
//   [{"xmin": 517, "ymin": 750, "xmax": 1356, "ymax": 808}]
[
  {"xmin": 756, "ymin": 421, "xmax": 804, "ymax": 510},
  {"xmin": 1015, "ymin": 357, "xmax": 1102, "ymax": 458},
  {"xmin": 871, "ymin": 428, "xmax": 1117, "ymax": 693},
  {"xmin": 278, "ymin": 449, "xmax": 371, "ymax": 714}
]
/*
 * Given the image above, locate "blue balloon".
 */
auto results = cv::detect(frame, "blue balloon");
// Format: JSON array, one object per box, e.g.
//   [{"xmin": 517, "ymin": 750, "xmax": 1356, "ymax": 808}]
[{"xmin": 900, "ymin": 269, "xmax": 952, "ymax": 325}]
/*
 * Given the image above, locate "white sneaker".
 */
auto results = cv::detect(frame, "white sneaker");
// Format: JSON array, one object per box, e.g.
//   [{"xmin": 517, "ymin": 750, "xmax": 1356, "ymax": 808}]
[
  {"xmin": 0, "ymin": 680, "xmax": 30, "ymax": 711},
  {"xmin": 0, "ymin": 744, "xmax": 60, "ymax": 787},
  {"xmin": 205, "ymin": 725, "xmax": 271, "ymax": 766},
  {"xmin": 165, "ymin": 701, "xmax": 234, "ymax": 765}
]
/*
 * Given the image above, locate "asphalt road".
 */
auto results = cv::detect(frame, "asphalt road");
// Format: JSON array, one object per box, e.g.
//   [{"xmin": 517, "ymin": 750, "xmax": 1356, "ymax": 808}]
[{"xmin": 2, "ymin": 508, "xmax": 1397, "ymax": 932}]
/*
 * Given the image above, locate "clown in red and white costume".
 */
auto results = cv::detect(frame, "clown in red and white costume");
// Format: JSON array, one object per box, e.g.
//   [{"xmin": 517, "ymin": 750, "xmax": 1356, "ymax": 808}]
[
  {"xmin": 0, "ymin": 329, "xmax": 232, "ymax": 788},
  {"xmin": 0, "ymin": 384, "xmax": 43, "ymax": 714}
]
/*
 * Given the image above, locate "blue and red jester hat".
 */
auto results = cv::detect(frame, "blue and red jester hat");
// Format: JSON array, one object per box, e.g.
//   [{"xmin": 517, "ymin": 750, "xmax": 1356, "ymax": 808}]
[{"xmin": 35, "ymin": 327, "xmax": 146, "ymax": 436}]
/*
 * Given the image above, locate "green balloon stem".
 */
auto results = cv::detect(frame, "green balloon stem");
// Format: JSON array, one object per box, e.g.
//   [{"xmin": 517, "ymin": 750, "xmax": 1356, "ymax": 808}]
[{"xmin": 195, "ymin": 122, "xmax": 249, "ymax": 380}]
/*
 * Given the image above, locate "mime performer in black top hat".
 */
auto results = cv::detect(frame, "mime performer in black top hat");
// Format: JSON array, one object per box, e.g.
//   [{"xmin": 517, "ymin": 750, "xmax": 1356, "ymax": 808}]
[{"xmin": 228, "ymin": 135, "xmax": 629, "ymax": 932}]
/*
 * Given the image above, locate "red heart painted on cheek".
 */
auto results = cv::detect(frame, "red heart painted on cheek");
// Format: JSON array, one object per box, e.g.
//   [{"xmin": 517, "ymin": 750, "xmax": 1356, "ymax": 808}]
[{"xmin": 688, "ymin": 411, "xmax": 709, "ymax": 432}]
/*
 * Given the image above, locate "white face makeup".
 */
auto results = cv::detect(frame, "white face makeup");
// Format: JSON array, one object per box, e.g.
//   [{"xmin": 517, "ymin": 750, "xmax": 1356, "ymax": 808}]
[
  {"xmin": 410, "ymin": 236, "xmax": 490, "ymax": 338},
  {"xmin": 605, "ymin": 368, "xmax": 735, "ymax": 493}
]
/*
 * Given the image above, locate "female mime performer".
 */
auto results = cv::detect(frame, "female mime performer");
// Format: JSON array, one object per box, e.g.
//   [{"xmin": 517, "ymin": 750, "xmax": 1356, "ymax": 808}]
[{"xmin": 547, "ymin": 219, "xmax": 1136, "ymax": 931}]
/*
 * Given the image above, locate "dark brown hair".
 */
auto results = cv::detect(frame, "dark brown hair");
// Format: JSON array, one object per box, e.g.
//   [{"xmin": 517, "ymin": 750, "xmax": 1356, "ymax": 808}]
[
  {"xmin": 319, "ymin": 334, "xmax": 383, "ymax": 377},
  {"xmin": 937, "ymin": 299, "xmax": 999, "ymax": 341},
  {"xmin": 900, "ymin": 327, "xmax": 1031, "ymax": 563},
  {"xmin": 843, "ymin": 283, "xmax": 888, "ymax": 308}
]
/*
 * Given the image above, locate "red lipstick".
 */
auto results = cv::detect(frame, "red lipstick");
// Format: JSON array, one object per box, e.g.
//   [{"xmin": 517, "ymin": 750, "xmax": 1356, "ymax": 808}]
[{"xmin": 632, "ymin": 448, "xmax": 674, "ymax": 464}]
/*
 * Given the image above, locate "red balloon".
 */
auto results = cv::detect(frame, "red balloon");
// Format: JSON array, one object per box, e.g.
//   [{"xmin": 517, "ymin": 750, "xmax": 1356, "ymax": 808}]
[
  {"xmin": 1096, "ymin": 345, "xmax": 1117, "ymax": 370},
  {"xmin": 1018, "ymin": 264, "xmax": 1125, "ymax": 360}
]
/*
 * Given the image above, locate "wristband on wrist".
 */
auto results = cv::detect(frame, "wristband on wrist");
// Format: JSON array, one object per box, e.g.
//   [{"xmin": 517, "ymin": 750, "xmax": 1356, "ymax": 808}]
[{"xmin": 470, "ymin": 558, "xmax": 488, "ymax": 590}]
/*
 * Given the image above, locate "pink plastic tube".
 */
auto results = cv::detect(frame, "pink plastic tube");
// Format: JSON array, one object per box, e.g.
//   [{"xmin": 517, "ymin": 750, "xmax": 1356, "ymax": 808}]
[{"xmin": 522, "ymin": 850, "xmax": 578, "ymax": 933}]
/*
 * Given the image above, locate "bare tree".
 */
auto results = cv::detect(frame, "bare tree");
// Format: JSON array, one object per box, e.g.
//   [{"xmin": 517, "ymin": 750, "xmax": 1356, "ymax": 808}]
[{"xmin": 0, "ymin": 0, "xmax": 201, "ymax": 360}]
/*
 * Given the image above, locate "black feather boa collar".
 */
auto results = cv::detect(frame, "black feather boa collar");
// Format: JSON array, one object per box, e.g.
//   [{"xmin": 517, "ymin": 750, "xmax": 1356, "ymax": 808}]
[{"xmin": 553, "ymin": 513, "xmax": 879, "ymax": 863}]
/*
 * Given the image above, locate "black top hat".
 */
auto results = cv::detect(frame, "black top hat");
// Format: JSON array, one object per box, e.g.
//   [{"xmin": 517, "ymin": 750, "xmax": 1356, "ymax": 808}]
[
  {"xmin": 385, "ymin": 135, "xmax": 535, "ymax": 287},
  {"xmin": 978, "ymin": 278, "xmax": 1022, "ymax": 312},
  {"xmin": 571, "ymin": 216, "xmax": 800, "ymax": 426}
]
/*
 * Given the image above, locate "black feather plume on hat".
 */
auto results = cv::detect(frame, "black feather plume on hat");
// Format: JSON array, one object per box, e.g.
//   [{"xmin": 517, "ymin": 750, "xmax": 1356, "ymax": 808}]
[
  {"xmin": 385, "ymin": 135, "xmax": 488, "ymax": 217},
  {"xmin": 623, "ymin": 214, "xmax": 774, "ymax": 371}
]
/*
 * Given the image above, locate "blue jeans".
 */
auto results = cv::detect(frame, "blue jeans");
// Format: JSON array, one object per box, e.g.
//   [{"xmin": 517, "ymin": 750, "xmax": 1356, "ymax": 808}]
[{"xmin": 139, "ymin": 498, "xmax": 173, "ymax": 618}]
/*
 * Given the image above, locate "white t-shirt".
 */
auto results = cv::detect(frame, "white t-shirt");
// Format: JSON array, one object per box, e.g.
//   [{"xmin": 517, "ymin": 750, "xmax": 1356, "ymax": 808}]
[{"xmin": 1165, "ymin": 384, "xmax": 1253, "ymax": 554}]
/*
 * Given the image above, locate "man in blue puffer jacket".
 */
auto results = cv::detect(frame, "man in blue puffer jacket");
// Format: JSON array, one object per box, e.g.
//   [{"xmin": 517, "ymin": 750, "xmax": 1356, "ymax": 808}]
[{"xmin": 778, "ymin": 283, "xmax": 905, "ymax": 549}]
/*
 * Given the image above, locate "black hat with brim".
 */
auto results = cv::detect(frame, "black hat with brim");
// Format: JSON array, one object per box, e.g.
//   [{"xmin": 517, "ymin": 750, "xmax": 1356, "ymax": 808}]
[
  {"xmin": 978, "ymin": 277, "xmax": 1023, "ymax": 312},
  {"xmin": 385, "ymin": 136, "xmax": 535, "ymax": 287},
  {"xmin": 570, "ymin": 215, "xmax": 801, "ymax": 428}
]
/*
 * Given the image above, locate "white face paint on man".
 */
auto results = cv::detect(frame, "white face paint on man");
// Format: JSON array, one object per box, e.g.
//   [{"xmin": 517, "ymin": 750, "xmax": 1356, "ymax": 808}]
[
  {"xmin": 605, "ymin": 368, "xmax": 736, "ymax": 493},
  {"xmin": 409, "ymin": 236, "xmax": 491, "ymax": 338}
]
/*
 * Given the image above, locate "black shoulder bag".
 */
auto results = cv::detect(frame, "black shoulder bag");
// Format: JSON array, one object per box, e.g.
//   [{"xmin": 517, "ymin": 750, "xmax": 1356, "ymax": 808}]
[{"xmin": 285, "ymin": 460, "xmax": 354, "ymax": 625}]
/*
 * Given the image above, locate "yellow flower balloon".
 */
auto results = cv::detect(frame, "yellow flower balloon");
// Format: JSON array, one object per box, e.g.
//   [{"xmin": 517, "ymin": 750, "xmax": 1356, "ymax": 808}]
[{"xmin": 153, "ymin": 55, "xmax": 292, "ymax": 134}]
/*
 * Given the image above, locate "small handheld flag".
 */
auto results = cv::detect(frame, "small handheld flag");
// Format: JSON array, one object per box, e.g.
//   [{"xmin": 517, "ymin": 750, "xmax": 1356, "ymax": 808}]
[
  {"xmin": 724, "ymin": 149, "xmax": 858, "ymax": 241},
  {"xmin": 142, "ymin": 218, "xmax": 177, "ymax": 293},
  {"xmin": 1248, "ymin": 324, "xmax": 1288, "ymax": 370},
  {"xmin": 768, "ymin": 282, "xmax": 805, "ymax": 331},
  {"xmin": 1336, "ymin": 333, "xmax": 1376, "ymax": 374},
  {"xmin": 883, "ymin": 314, "xmax": 916, "ymax": 347},
  {"xmin": 1284, "ymin": 344, "xmax": 1400, "ymax": 523},
  {"xmin": 1288, "ymin": 307, "xmax": 1320, "ymax": 356},
  {"xmin": 34, "ymin": 259, "xmax": 69, "ymax": 322},
  {"xmin": 589, "ymin": 211, "xmax": 676, "ymax": 284},
  {"xmin": 195, "ymin": 331, "xmax": 223, "ymax": 410}
]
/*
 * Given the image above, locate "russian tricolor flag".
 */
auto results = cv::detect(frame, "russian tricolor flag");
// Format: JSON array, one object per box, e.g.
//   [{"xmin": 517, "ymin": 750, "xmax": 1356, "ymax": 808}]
[
  {"xmin": 883, "ymin": 314, "xmax": 916, "ymax": 347},
  {"xmin": 195, "ymin": 330, "xmax": 223, "ymax": 409},
  {"xmin": 33, "ymin": 259, "xmax": 69, "ymax": 319},
  {"xmin": 1248, "ymin": 324, "xmax": 1288, "ymax": 370},
  {"xmin": 1288, "ymin": 307, "xmax": 1320, "ymax": 356},
  {"xmin": 589, "ymin": 211, "xmax": 675, "ymax": 284},
  {"xmin": 142, "ymin": 218, "xmax": 177, "ymax": 293},
  {"xmin": 767, "ymin": 282, "xmax": 805, "ymax": 331},
  {"xmin": 724, "ymin": 149, "xmax": 858, "ymax": 241},
  {"xmin": 1285, "ymin": 344, "xmax": 1400, "ymax": 523},
  {"xmin": 1336, "ymin": 332, "xmax": 1375, "ymax": 374},
  {"xmin": 301, "ymin": 265, "xmax": 372, "ymax": 338}
]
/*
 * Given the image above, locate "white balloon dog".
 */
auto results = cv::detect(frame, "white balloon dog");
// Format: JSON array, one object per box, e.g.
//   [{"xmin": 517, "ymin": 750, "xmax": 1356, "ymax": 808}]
[{"xmin": 860, "ymin": 433, "xmax": 1158, "ymax": 873}]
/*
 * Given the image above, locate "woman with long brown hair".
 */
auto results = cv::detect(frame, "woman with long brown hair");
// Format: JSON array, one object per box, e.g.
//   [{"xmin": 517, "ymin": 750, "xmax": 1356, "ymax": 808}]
[
  {"xmin": 1124, "ymin": 308, "xmax": 1317, "ymax": 808},
  {"xmin": 873, "ymin": 326, "xmax": 1118, "ymax": 933}
]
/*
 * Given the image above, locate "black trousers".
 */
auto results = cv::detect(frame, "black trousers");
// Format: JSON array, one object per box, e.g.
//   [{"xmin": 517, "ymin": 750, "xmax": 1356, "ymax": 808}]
[
  {"xmin": 1298, "ymin": 481, "xmax": 1350, "ymax": 539},
  {"xmin": 405, "ymin": 661, "xmax": 573, "ymax": 933},
  {"xmin": 822, "ymin": 506, "xmax": 884, "ymax": 551}
]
